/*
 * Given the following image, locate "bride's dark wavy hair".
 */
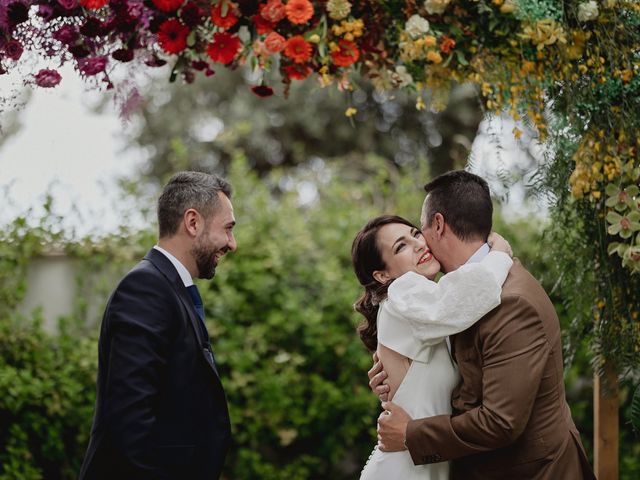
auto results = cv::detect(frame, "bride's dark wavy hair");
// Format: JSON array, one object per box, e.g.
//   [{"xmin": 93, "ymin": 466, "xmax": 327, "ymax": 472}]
[{"xmin": 351, "ymin": 215, "xmax": 419, "ymax": 352}]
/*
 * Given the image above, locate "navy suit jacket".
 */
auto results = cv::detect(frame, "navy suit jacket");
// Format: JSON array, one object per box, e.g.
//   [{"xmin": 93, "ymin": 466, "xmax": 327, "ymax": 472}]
[{"xmin": 79, "ymin": 248, "xmax": 231, "ymax": 479}]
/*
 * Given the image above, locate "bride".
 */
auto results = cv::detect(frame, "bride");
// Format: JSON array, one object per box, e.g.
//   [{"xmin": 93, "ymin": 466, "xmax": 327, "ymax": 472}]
[{"xmin": 351, "ymin": 215, "xmax": 512, "ymax": 479}]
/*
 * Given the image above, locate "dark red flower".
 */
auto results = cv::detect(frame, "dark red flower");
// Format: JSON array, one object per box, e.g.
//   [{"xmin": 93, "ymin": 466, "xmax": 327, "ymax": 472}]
[
  {"xmin": 180, "ymin": 2, "xmax": 205, "ymax": 28},
  {"xmin": 4, "ymin": 39, "xmax": 24, "ymax": 61},
  {"xmin": 34, "ymin": 69, "xmax": 62, "ymax": 88},
  {"xmin": 211, "ymin": 1, "xmax": 238, "ymax": 30},
  {"xmin": 206, "ymin": 31, "xmax": 241, "ymax": 64},
  {"xmin": 237, "ymin": 0, "xmax": 259, "ymax": 16},
  {"xmin": 252, "ymin": 13, "xmax": 274, "ymax": 34},
  {"xmin": 7, "ymin": 2, "xmax": 29, "ymax": 26},
  {"xmin": 157, "ymin": 18, "xmax": 190, "ymax": 54},
  {"xmin": 80, "ymin": 17, "xmax": 104, "ymax": 37},
  {"xmin": 53, "ymin": 25, "xmax": 79, "ymax": 44},
  {"xmin": 331, "ymin": 39, "xmax": 359, "ymax": 67},
  {"xmin": 37, "ymin": 5, "xmax": 55, "ymax": 21},
  {"xmin": 69, "ymin": 44, "xmax": 91, "ymax": 58},
  {"xmin": 251, "ymin": 85, "xmax": 274, "ymax": 97},
  {"xmin": 151, "ymin": 0, "xmax": 185, "ymax": 13},
  {"xmin": 191, "ymin": 60, "xmax": 209, "ymax": 70},
  {"xmin": 112, "ymin": 48, "xmax": 134, "ymax": 62},
  {"xmin": 80, "ymin": 0, "xmax": 108, "ymax": 9},
  {"xmin": 283, "ymin": 64, "xmax": 310, "ymax": 80},
  {"xmin": 57, "ymin": 0, "xmax": 78, "ymax": 10},
  {"xmin": 145, "ymin": 55, "xmax": 168, "ymax": 67},
  {"xmin": 78, "ymin": 56, "xmax": 108, "ymax": 75}
]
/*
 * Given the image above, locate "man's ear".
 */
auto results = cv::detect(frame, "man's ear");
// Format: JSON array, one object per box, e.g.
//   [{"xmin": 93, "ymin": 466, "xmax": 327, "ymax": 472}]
[
  {"xmin": 372, "ymin": 270, "xmax": 390, "ymax": 285},
  {"xmin": 433, "ymin": 213, "xmax": 445, "ymax": 239},
  {"xmin": 183, "ymin": 209, "xmax": 200, "ymax": 237}
]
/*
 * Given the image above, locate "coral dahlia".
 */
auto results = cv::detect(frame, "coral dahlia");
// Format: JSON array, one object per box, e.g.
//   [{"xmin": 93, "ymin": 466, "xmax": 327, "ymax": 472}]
[
  {"xmin": 207, "ymin": 31, "xmax": 241, "ymax": 64},
  {"xmin": 283, "ymin": 64, "xmax": 310, "ymax": 80},
  {"xmin": 157, "ymin": 18, "xmax": 190, "ymax": 54},
  {"xmin": 264, "ymin": 31, "xmax": 286, "ymax": 53},
  {"xmin": 260, "ymin": 0, "xmax": 286, "ymax": 23},
  {"xmin": 285, "ymin": 0, "xmax": 313, "ymax": 25},
  {"xmin": 284, "ymin": 35, "xmax": 312, "ymax": 63}
]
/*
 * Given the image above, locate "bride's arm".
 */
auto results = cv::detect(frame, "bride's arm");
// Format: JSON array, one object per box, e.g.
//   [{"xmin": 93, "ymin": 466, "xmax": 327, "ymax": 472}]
[{"xmin": 383, "ymin": 250, "xmax": 513, "ymax": 345}]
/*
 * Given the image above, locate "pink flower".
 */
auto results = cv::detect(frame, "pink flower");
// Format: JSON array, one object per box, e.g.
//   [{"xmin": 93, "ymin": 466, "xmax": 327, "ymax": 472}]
[
  {"xmin": 53, "ymin": 25, "xmax": 79, "ymax": 45},
  {"xmin": 34, "ymin": 69, "xmax": 62, "ymax": 87},
  {"xmin": 264, "ymin": 31, "xmax": 285, "ymax": 53},
  {"xmin": 78, "ymin": 56, "xmax": 108, "ymax": 76}
]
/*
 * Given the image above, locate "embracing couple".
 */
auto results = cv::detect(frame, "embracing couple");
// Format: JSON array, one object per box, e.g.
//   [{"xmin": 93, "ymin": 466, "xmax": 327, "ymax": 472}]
[{"xmin": 351, "ymin": 170, "xmax": 596, "ymax": 479}]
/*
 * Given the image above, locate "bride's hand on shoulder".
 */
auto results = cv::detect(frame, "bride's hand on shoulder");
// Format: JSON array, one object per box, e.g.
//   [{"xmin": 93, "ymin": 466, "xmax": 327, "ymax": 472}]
[{"xmin": 488, "ymin": 232, "xmax": 513, "ymax": 258}]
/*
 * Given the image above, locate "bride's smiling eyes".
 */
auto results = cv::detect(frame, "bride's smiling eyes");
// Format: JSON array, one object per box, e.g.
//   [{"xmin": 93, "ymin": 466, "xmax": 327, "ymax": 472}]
[{"xmin": 393, "ymin": 229, "xmax": 422, "ymax": 254}]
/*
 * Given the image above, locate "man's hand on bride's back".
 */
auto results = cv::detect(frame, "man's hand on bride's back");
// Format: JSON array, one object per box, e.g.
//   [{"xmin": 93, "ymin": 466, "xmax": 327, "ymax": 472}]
[
  {"xmin": 487, "ymin": 232, "xmax": 513, "ymax": 258},
  {"xmin": 368, "ymin": 352, "xmax": 390, "ymax": 402}
]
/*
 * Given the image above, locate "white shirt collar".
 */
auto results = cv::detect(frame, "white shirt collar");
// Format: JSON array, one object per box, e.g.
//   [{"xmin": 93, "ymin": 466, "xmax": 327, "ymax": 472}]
[
  {"xmin": 465, "ymin": 243, "xmax": 490, "ymax": 264},
  {"xmin": 153, "ymin": 245, "xmax": 193, "ymax": 287}
]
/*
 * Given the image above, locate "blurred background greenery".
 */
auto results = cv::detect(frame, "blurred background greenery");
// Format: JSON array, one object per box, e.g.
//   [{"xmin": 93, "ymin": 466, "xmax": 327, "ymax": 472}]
[{"xmin": 1, "ymin": 70, "xmax": 638, "ymax": 479}]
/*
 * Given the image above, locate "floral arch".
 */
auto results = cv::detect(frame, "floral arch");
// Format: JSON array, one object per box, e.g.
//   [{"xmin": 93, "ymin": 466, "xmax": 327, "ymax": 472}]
[{"xmin": 1, "ymin": 0, "xmax": 639, "ymax": 386}]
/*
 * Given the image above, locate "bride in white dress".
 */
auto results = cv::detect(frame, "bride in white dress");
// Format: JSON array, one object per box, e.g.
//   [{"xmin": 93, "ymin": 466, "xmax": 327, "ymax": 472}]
[{"xmin": 351, "ymin": 215, "xmax": 513, "ymax": 480}]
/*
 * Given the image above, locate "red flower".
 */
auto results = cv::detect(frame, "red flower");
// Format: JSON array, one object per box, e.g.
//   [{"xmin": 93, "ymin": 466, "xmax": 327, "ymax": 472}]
[
  {"xmin": 283, "ymin": 64, "xmax": 310, "ymax": 80},
  {"xmin": 260, "ymin": 0, "xmax": 285, "ymax": 23},
  {"xmin": 251, "ymin": 85, "xmax": 274, "ymax": 97},
  {"xmin": 79, "ymin": 0, "xmax": 108, "ymax": 9},
  {"xmin": 151, "ymin": 0, "xmax": 184, "ymax": 13},
  {"xmin": 284, "ymin": 35, "xmax": 311, "ymax": 63},
  {"xmin": 207, "ymin": 31, "xmax": 241, "ymax": 64},
  {"xmin": 181, "ymin": 2, "xmax": 205, "ymax": 28},
  {"xmin": 157, "ymin": 19, "xmax": 190, "ymax": 54},
  {"xmin": 34, "ymin": 68, "xmax": 62, "ymax": 87},
  {"xmin": 331, "ymin": 39, "xmax": 359, "ymax": 67},
  {"xmin": 285, "ymin": 0, "xmax": 313, "ymax": 25},
  {"xmin": 252, "ymin": 13, "xmax": 274, "ymax": 34},
  {"xmin": 211, "ymin": 1, "xmax": 238, "ymax": 30},
  {"xmin": 440, "ymin": 35, "xmax": 456, "ymax": 54},
  {"xmin": 264, "ymin": 31, "xmax": 286, "ymax": 53}
]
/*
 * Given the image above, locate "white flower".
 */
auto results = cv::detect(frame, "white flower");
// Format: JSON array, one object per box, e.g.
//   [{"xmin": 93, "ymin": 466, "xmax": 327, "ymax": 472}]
[
  {"xmin": 405, "ymin": 14, "xmax": 430, "ymax": 40},
  {"xmin": 423, "ymin": 0, "xmax": 452, "ymax": 15},
  {"xmin": 394, "ymin": 66, "xmax": 414, "ymax": 88},
  {"xmin": 577, "ymin": 1, "xmax": 599, "ymax": 22}
]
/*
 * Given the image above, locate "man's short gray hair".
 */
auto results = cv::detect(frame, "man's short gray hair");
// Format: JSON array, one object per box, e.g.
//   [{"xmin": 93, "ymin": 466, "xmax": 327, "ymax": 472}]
[{"xmin": 157, "ymin": 171, "xmax": 232, "ymax": 238}]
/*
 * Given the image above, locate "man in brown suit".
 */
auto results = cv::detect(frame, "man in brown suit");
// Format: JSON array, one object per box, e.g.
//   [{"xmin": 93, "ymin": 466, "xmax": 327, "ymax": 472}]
[{"xmin": 372, "ymin": 171, "xmax": 595, "ymax": 479}]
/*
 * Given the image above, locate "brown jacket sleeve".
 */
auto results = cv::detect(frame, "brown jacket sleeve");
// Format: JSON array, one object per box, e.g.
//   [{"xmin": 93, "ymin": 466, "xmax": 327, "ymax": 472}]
[{"xmin": 405, "ymin": 295, "xmax": 550, "ymax": 465}]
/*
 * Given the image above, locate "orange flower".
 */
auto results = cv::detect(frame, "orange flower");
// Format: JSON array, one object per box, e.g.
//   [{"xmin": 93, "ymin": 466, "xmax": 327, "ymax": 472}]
[
  {"xmin": 283, "ymin": 64, "xmax": 311, "ymax": 80},
  {"xmin": 264, "ymin": 31, "xmax": 286, "ymax": 53},
  {"xmin": 426, "ymin": 50, "xmax": 442, "ymax": 63},
  {"xmin": 284, "ymin": 35, "xmax": 312, "ymax": 63},
  {"xmin": 211, "ymin": 1, "xmax": 238, "ymax": 30},
  {"xmin": 331, "ymin": 39, "xmax": 359, "ymax": 67},
  {"xmin": 261, "ymin": 0, "xmax": 286, "ymax": 23},
  {"xmin": 252, "ymin": 13, "xmax": 275, "ymax": 34},
  {"xmin": 285, "ymin": 0, "xmax": 314, "ymax": 25},
  {"xmin": 439, "ymin": 35, "xmax": 455, "ymax": 54}
]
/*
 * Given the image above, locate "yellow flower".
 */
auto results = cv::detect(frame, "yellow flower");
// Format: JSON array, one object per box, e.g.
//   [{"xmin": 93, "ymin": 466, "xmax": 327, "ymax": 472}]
[
  {"xmin": 424, "ymin": 35, "xmax": 437, "ymax": 47},
  {"xmin": 519, "ymin": 19, "xmax": 567, "ymax": 51},
  {"xmin": 308, "ymin": 34, "xmax": 321, "ymax": 44},
  {"xmin": 426, "ymin": 50, "xmax": 443, "ymax": 63},
  {"xmin": 512, "ymin": 127, "xmax": 523, "ymax": 139},
  {"xmin": 500, "ymin": 0, "xmax": 516, "ymax": 14},
  {"xmin": 345, "ymin": 107, "xmax": 357, "ymax": 117},
  {"xmin": 416, "ymin": 97, "xmax": 426, "ymax": 111}
]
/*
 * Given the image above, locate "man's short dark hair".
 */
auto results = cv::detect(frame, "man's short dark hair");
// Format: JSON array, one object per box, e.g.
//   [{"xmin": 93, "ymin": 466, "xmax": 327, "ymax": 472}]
[
  {"xmin": 157, "ymin": 171, "xmax": 232, "ymax": 238},
  {"xmin": 422, "ymin": 170, "xmax": 492, "ymax": 242}
]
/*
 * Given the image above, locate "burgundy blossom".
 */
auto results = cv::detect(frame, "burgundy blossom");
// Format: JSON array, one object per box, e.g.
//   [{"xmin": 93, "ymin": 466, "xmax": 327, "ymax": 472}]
[
  {"xmin": 4, "ymin": 39, "xmax": 23, "ymax": 61},
  {"xmin": 78, "ymin": 55, "xmax": 107, "ymax": 75},
  {"xmin": 37, "ymin": 5, "xmax": 55, "ymax": 20},
  {"xmin": 80, "ymin": 17, "xmax": 104, "ymax": 37},
  {"xmin": 191, "ymin": 60, "xmax": 208, "ymax": 71},
  {"xmin": 53, "ymin": 25, "xmax": 79, "ymax": 44},
  {"xmin": 112, "ymin": 48, "xmax": 134, "ymax": 62},
  {"xmin": 57, "ymin": 0, "xmax": 78, "ymax": 10},
  {"xmin": 180, "ymin": 2, "xmax": 204, "ymax": 28},
  {"xmin": 69, "ymin": 43, "xmax": 91, "ymax": 58},
  {"xmin": 144, "ymin": 55, "xmax": 167, "ymax": 67},
  {"xmin": 34, "ymin": 68, "xmax": 62, "ymax": 87},
  {"xmin": 237, "ymin": 0, "xmax": 259, "ymax": 16},
  {"xmin": 8, "ymin": 2, "xmax": 29, "ymax": 26},
  {"xmin": 251, "ymin": 85, "xmax": 274, "ymax": 97}
]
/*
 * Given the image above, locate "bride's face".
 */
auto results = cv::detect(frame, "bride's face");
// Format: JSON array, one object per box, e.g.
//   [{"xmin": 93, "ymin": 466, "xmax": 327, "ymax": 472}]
[{"xmin": 373, "ymin": 223, "xmax": 441, "ymax": 284}]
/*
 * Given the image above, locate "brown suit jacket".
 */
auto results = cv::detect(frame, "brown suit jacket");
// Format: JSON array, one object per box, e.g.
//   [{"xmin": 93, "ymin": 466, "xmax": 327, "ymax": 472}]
[{"xmin": 405, "ymin": 260, "xmax": 595, "ymax": 479}]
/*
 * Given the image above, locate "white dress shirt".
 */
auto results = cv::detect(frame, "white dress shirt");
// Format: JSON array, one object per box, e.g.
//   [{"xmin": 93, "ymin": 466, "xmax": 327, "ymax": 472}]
[{"xmin": 153, "ymin": 245, "xmax": 193, "ymax": 287}]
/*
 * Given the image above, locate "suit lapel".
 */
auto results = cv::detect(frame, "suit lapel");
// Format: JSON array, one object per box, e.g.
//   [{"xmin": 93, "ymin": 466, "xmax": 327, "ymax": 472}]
[{"xmin": 143, "ymin": 249, "xmax": 222, "ymax": 381}]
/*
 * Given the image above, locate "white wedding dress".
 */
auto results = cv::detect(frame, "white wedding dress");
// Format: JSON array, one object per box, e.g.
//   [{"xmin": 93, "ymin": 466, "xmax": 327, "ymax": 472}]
[{"xmin": 359, "ymin": 250, "xmax": 513, "ymax": 480}]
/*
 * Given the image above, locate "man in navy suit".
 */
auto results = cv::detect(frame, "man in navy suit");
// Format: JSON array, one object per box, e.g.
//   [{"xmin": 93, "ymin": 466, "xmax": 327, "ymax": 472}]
[{"xmin": 80, "ymin": 171, "xmax": 237, "ymax": 479}]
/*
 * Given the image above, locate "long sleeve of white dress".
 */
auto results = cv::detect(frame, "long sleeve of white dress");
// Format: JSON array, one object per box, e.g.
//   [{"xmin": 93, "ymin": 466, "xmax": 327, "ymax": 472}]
[{"xmin": 377, "ymin": 251, "xmax": 513, "ymax": 359}]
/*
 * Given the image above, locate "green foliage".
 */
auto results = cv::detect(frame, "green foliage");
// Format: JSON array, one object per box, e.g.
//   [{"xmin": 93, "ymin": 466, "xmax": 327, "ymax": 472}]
[
  {"xmin": 632, "ymin": 384, "xmax": 640, "ymax": 433},
  {"xmin": 0, "ymin": 314, "xmax": 97, "ymax": 479}
]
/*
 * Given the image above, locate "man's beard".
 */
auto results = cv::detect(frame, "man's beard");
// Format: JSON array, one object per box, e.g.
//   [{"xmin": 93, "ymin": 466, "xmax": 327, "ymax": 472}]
[{"xmin": 192, "ymin": 241, "xmax": 219, "ymax": 280}]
